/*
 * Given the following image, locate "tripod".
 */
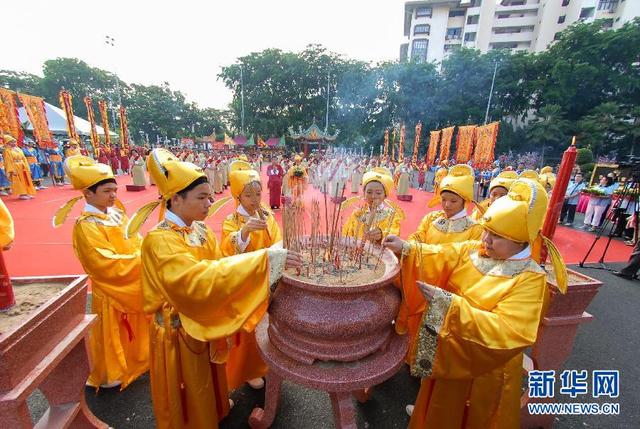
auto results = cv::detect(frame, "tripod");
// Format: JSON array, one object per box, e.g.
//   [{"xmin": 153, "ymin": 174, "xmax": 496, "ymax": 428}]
[{"xmin": 579, "ymin": 178, "xmax": 640, "ymax": 269}]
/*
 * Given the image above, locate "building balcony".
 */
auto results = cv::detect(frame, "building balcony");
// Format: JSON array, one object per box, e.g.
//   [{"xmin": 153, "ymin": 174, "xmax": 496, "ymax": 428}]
[
  {"xmin": 465, "ymin": 23, "xmax": 479, "ymax": 32},
  {"xmin": 490, "ymin": 31, "xmax": 534, "ymax": 44},
  {"xmin": 493, "ymin": 15, "xmax": 538, "ymax": 27},
  {"xmin": 495, "ymin": 3, "xmax": 539, "ymax": 14}
]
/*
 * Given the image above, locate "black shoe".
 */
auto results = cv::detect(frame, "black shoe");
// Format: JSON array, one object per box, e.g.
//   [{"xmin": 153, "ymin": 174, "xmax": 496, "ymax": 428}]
[{"xmin": 612, "ymin": 271, "xmax": 634, "ymax": 280}]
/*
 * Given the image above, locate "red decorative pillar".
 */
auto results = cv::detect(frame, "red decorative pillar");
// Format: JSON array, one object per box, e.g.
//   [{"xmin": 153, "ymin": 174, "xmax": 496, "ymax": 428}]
[
  {"xmin": 0, "ymin": 251, "xmax": 15, "ymax": 310},
  {"xmin": 540, "ymin": 137, "xmax": 577, "ymax": 261}
]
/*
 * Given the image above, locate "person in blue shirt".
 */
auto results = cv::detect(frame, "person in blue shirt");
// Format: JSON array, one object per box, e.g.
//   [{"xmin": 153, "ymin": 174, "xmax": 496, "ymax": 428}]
[
  {"xmin": 559, "ymin": 172, "xmax": 586, "ymax": 226},
  {"xmin": 583, "ymin": 175, "xmax": 617, "ymax": 232}
]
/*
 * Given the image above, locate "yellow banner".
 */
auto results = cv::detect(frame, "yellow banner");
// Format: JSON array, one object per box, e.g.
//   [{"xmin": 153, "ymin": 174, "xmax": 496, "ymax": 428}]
[
  {"xmin": 98, "ymin": 100, "xmax": 111, "ymax": 146},
  {"xmin": 119, "ymin": 106, "xmax": 130, "ymax": 150},
  {"xmin": 426, "ymin": 130, "xmax": 440, "ymax": 167},
  {"xmin": 455, "ymin": 125, "xmax": 476, "ymax": 164},
  {"xmin": 18, "ymin": 93, "xmax": 54, "ymax": 148},
  {"xmin": 59, "ymin": 90, "xmax": 79, "ymax": 142},
  {"xmin": 411, "ymin": 122, "xmax": 422, "ymax": 164},
  {"xmin": 473, "ymin": 122, "xmax": 500, "ymax": 168},
  {"xmin": 84, "ymin": 97, "xmax": 99, "ymax": 154},
  {"xmin": 0, "ymin": 88, "xmax": 23, "ymax": 144},
  {"xmin": 438, "ymin": 126, "xmax": 455, "ymax": 163}
]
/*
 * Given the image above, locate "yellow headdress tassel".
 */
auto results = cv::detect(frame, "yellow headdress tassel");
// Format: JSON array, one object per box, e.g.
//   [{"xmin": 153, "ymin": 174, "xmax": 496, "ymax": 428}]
[
  {"xmin": 340, "ymin": 196, "xmax": 361, "ymax": 212},
  {"xmin": 125, "ymin": 200, "xmax": 161, "ymax": 239},
  {"xmin": 471, "ymin": 199, "xmax": 487, "ymax": 216},
  {"xmin": 115, "ymin": 198, "xmax": 127, "ymax": 214},
  {"xmin": 542, "ymin": 235, "xmax": 568, "ymax": 294},
  {"xmin": 207, "ymin": 196, "xmax": 233, "ymax": 219},
  {"xmin": 52, "ymin": 195, "xmax": 84, "ymax": 228},
  {"xmin": 383, "ymin": 199, "xmax": 406, "ymax": 221}
]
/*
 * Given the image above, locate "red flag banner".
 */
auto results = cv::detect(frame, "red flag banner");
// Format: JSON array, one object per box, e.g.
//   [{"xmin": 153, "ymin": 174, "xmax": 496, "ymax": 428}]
[
  {"xmin": 411, "ymin": 122, "xmax": 422, "ymax": 164},
  {"xmin": 119, "ymin": 106, "xmax": 130, "ymax": 150},
  {"xmin": 98, "ymin": 100, "xmax": 111, "ymax": 146},
  {"xmin": 438, "ymin": 126, "xmax": 455, "ymax": 163},
  {"xmin": 398, "ymin": 124, "xmax": 406, "ymax": 162},
  {"xmin": 426, "ymin": 130, "xmax": 440, "ymax": 167},
  {"xmin": 0, "ymin": 88, "xmax": 24, "ymax": 145},
  {"xmin": 84, "ymin": 96, "xmax": 99, "ymax": 154},
  {"xmin": 18, "ymin": 93, "xmax": 54, "ymax": 148},
  {"xmin": 58, "ymin": 90, "xmax": 79, "ymax": 142},
  {"xmin": 455, "ymin": 125, "xmax": 476, "ymax": 164},
  {"xmin": 473, "ymin": 122, "xmax": 500, "ymax": 169}
]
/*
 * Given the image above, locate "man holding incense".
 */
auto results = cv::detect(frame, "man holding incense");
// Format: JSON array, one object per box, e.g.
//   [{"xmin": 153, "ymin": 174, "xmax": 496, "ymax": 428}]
[{"xmin": 383, "ymin": 178, "xmax": 568, "ymax": 428}]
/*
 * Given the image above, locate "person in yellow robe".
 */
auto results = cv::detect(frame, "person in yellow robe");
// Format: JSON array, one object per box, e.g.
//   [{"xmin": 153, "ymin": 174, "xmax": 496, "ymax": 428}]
[
  {"xmin": 286, "ymin": 155, "xmax": 308, "ymax": 207},
  {"xmin": 0, "ymin": 198, "xmax": 15, "ymax": 250},
  {"xmin": 403, "ymin": 164, "xmax": 484, "ymax": 411},
  {"xmin": 220, "ymin": 160, "xmax": 282, "ymax": 392},
  {"xmin": 383, "ymin": 178, "xmax": 568, "ymax": 429},
  {"xmin": 2, "ymin": 134, "xmax": 36, "ymax": 199},
  {"xmin": 342, "ymin": 167, "xmax": 404, "ymax": 242},
  {"xmin": 129, "ymin": 149, "xmax": 301, "ymax": 429},
  {"xmin": 432, "ymin": 160, "xmax": 449, "ymax": 196},
  {"xmin": 471, "ymin": 170, "xmax": 518, "ymax": 221},
  {"xmin": 52, "ymin": 155, "xmax": 149, "ymax": 390}
]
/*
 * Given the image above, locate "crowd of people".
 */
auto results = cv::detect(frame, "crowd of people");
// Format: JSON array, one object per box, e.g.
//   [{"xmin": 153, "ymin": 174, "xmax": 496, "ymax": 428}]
[{"xmin": 0, "ymin": 135, "xmax": 633, "ymax": 428}]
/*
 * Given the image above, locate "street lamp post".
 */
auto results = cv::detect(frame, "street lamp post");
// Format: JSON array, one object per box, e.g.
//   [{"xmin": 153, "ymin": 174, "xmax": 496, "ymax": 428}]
[{"xmin": 484, "ymin": 60, "xmax": 498, "ymax": 125}]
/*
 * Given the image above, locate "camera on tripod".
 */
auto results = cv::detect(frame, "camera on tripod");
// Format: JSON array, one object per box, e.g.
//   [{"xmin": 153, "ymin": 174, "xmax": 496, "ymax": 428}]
[{"xmin": 617, "ymin": 155, "xmax": 640, "ymax": 181}]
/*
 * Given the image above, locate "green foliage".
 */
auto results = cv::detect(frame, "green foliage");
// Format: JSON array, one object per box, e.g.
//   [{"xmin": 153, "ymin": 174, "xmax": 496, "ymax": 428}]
[
  {"xmin": 576, "ymin": 148, "xmax": 594, "ymax": 165},
  {"xmin": 580, "ymin": 162, "xmax": 595, "ymax": 178}
]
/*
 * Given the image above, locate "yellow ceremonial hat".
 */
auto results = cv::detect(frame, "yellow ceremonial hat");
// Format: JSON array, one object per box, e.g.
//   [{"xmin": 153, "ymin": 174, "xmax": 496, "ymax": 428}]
[
  {"xmin": 229, "ymin": 160, "xmax": 261, "ymax": 199},
  {"xmin": 237, "ymin": 154, "xmax": 248, "ymax": 162},
  {"xmin": 540, "ymin": 166, "xmax": 553, "ymax": 175},
  {"xmin": 481, "ymin": 178, "xmax": 547, "ymax": 244},
  {"xmin": 362, "ymin": 167, "xmax": 394, "ymax": 196},
  {"xmin": 52, "ymin": 156, "xmax": 116, "ymax": 228},
  {"xmin": 294, "ymin": 155, "xmax": 302, "ymax": 162},
  {"xmin": 519, "ymin": 169, "xmax": 540, "ymax": 181},
  {"xmin": 2, "ymin": 134, "xmax": 16, "ymax": 145},
  {"xmin": 147, "ymin": 148, "xmax": 206, "ymax": 200},
  {"xmin": 64, "ymin": 155, "xmax": 114, "ymax": 190},
  {"xmin": 428, "ymin": 164, "xmax": 475, "ymax": 208},
  {"xmin": 489, "ymin": 171, "xmax": 518, "ymax": 192}
]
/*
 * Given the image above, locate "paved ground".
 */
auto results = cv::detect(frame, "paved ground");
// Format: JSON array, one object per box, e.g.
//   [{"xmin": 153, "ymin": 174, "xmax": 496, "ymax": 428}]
[{"xmin": 26, "ymin": 262, "xmax": 639, "ymax": 429}]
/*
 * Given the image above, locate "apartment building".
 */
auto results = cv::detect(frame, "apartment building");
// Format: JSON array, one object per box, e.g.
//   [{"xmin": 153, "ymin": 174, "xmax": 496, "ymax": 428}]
[{"xmin": 400, "ymin": 0, "xmax": 640, "ymax": 63}]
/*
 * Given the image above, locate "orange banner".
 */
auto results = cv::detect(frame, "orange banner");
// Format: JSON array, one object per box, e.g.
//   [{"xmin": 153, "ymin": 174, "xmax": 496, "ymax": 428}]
[
  {"xmin": 98, "ymin": 100, "xmax": 111, "ymax": 146},
  {"xmin": 426, "ymin": 130, "xmax": 440, "ymax": 167},
  {"xmin": 84, "ymin": 97, "xmax": 99, "ymax": 154},
  {"xmin": 119, "ymin": 106, "xmax": 130, "ymax": 150},
  {"xmin": 257, "ymin": 134, "xmax": 268, "ymax": 148},
  {"xmin": 18, "ymin": 93, "xmax": 54, "ymax": 148},
  {"xmin": 383, "ymin": 129, "xmax": 389, "ymax": 160},
  {"xmin": 411, "ymin": 121, "xmax": 422, "ymax": 164},
  {"xmin": 455, "ymin": 125, "xmax": 476, "ymax": 164},
  {"xmin": 0, "ymin": 88, "xmax": 23, "ymax": 145},
  {"xmin": 391, "ymin": 127, "xmax": 397, "ymax": 161},
  {"xmin": 438, "ymin": 126, "xmax": 455, "ymax": 163},
  {"xmin": 59, "ymin": 90, "xmax": 79, "ymax": 143},
  {"xmin": 398, "ymin": 124, "xmax": 406, "ymax": 162},
  {"xmin": 473, "ymin": 122, "xmax": 500, "ymax": 169}
]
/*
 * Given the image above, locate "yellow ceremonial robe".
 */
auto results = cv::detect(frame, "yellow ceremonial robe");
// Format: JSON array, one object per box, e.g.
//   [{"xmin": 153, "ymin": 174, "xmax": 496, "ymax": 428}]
[
  {"xmin": 342, "ymin": 201, "xmax": 401, "ymax": 242},
  {"xmin": 220, "ymin": 208, "xmax": 282, "ymax": 391},
  {"xmin": 142, "ymin": 219, "xmax": 285, "ymax": 429},
  {"xmin": 3, "ymin": 146, "xmax": 36, "ymax": 196},
  {"xmin": 400, "ymin": 241, "xmax": 547, "ymax": 429},
  {"xmin": 0, "ymin": 199, "xmax": 15, "ymax": 248},
  {"xmin": 71, "ymin": 208, "xmax": 149, "ymax": 389},
  {"xmin": 403, "ymin": 210, "xmax": 483, "ymax": 346}
]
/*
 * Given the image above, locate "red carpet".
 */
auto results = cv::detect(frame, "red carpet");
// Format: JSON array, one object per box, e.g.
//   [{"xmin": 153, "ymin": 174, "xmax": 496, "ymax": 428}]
[{"xmin": 2, "ymin": 169, "xmax": 631, "ymax": 278}]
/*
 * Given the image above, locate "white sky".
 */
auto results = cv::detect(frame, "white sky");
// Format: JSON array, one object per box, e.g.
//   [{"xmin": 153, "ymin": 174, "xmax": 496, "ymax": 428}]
[{"xmin": 1, "ymin": 0, "xmax": 409, "ymax": 110}]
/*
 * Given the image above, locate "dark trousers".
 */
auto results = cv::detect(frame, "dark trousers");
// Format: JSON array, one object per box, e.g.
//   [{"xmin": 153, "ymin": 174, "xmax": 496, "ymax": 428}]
[
  {"xmin": 620, "ymin": 238, "xmax": 640, "ymax": 277},
  {"xmin": 560, "ymin": 202, "xmax": 577, "ymax": 224}
]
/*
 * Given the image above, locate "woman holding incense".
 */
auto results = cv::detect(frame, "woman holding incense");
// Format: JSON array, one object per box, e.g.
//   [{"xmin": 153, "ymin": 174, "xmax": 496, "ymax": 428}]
[
  {"xmin": 342, "ymin": 167, "xmax": 403, "ymax": 243},
  {"xmin": 220, "ymin": 160, "xmax": 282, "ymax": 391},
  {"xmin": 383, "ymin": 178, "xmax": 568, "ymax": 428}
]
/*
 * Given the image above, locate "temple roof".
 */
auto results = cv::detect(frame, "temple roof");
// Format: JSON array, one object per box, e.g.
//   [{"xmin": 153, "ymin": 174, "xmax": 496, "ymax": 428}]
[{"xmin": 288, "ymin": 123, "xmax": 339, "ymax": 142}]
